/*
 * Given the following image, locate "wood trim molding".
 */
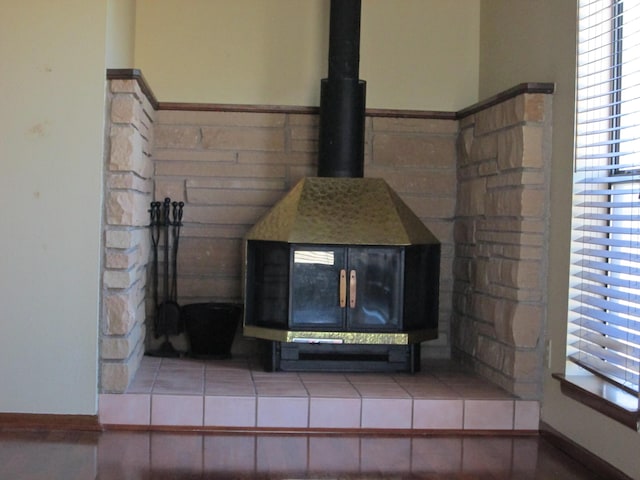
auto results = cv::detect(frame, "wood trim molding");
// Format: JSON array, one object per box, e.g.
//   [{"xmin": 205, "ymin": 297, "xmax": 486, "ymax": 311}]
[
  {"xmin": 552, "ymin": 372, "xmax": 639, "ymax": 430},
  {"xmin": 539, "ymin": 421, "xmax": 635, "ymax": 480},
  {"xmin": 158, "ymin": 102, "xmax": 458, "ymax": 120},
  {"xmin": 368, "ymin": 108, "xmax": 457, "ymax": 120},
  {"xmin": 105, "ymin": 70, "xmax": 552, "ymax": 121},
  {"xmin": 0, "ymin": 413, "xmax": 102, "ymax": 432},
  {"xmin": 456, "ymin": 82, "xmax": 555, "ymax": 119},
  {"xmin": 107, "ymin": 68, "xmax": 159, "ymax": 110},
  {"xmin": 158, "ymin": 101, "xmax": 318, "ymax": 115}
]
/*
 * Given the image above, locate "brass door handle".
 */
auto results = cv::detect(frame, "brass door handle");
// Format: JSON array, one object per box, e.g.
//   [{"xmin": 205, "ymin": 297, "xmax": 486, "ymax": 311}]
[
  {"xmin": 339, "ymin": 269, "xmax": 347, "ymax": 307},
  {"xmin": 349, "ymin": 270, "xmax": 357, "ymax": 308}
]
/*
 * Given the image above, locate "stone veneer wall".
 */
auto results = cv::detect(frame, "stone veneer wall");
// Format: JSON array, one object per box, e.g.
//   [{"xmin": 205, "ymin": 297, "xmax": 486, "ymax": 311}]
[
  {"xmin": 151, "ymin": 111, "xmax": 457, "ymax": 358},
  {"xmin": 100, "ymin": 78, "xmax": 155, "ymax": 392},
  {"xmin": 453, "ymin": 93, "xmax": 552, "ymax": 399}
]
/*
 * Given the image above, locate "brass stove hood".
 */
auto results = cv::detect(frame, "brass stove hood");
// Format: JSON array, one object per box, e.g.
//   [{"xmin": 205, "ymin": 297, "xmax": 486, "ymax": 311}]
[{"xmin": 246, "ymin": 176, "xmax": 439, "ymax": 246}]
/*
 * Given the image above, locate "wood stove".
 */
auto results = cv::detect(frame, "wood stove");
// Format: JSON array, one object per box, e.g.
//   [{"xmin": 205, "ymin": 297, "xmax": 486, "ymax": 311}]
[{"xmin": 242, "ymin": 0, "xmax": 440, "ymax": 372}]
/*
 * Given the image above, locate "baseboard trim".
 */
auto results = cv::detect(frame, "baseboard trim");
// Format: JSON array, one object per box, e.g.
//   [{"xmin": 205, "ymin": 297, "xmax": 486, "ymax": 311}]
[
  {"xmin": 0, "ymin": 413, "xmax": 102, "ymax": 432},
  {"xmin": 539, "ymin": 421, "xmax": 634, "ymax": 480}
]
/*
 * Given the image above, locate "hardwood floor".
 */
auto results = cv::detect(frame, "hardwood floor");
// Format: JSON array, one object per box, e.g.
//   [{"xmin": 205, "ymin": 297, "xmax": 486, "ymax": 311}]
[{"xmin": 0, "ymin": 429, "xmax": 604, "ymax": 479}]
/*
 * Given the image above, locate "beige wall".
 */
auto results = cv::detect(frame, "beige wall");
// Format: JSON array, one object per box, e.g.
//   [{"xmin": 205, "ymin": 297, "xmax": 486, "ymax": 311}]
[
  {"xmin": 106, "ymin": 0, "xmax": 136, "ymax": 68},
  {"xmin": 133, "ymin": 0, "xmax": 480, "ymax": 111},
  {"xmin": 480, "ymin": 1, "xmax": 640, "ymax": 478},
  {"xmin": 0, "ymin": 1, "xmax": 108, "ymax": 414}
]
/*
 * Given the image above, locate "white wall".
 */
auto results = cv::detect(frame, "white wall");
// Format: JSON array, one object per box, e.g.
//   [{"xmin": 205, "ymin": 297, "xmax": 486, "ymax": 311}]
[
  {"xmin": 480, "ymin": 1, "xmax": 640, "ymax": 478},
  {"xmin": 134, "ymin": 0, "xmax": 480, "ymax": 111},
  {"xmin": 0, "ymin": 1, "xmax": 107, "ymax": 414}
]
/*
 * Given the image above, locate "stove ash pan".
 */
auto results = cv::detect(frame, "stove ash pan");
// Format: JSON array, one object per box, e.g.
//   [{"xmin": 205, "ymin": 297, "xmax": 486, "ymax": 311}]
[{"xmin": 242, "ymin": 178, "xmax": 440, "ymax": 373}]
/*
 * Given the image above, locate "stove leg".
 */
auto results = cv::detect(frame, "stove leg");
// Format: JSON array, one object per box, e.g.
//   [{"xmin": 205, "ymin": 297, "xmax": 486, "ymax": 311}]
[
  {"xmin": 410, "ymin": 343, "xmax": 421, "ymax": 374},
  {"xmin": 263, "ymin": 340, "xmax": 280, "ymax": 372}
]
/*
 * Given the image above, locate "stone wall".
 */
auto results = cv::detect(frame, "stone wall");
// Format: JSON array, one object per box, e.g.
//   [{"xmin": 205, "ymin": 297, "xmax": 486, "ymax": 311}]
[
  {"xmin": 453, "ymin": 93, "xmax": 552, "ymax": 399},
  {"xmin": 152, "ymin": 110, "xmax": 457, "ymax": 358},
  {"xmin": 100, "ymin": 79, "xmax": 155, "ymax": 392}
]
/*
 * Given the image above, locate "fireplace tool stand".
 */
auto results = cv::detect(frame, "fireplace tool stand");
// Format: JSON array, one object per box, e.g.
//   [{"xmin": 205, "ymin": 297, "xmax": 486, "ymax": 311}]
[{"xmin": 147, "ymin": 198, "xmax": 184, "ymax": 357}]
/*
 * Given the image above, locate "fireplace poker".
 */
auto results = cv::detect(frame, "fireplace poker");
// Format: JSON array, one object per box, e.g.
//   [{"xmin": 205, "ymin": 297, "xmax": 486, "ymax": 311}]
[
  {"xmin": 148, "ymin": 198, "xmax": 182, "ymax": 357},
  {"xmin": 170, "ymin": 201, "xmax": 184, "ymax": 302},
  {"xmin": 148, "ymin": 201, "xmax": 162, "ymax": 324},
  {"xmin": 162, "ymin": 197, "xmax": 171, "ymax": 309}
]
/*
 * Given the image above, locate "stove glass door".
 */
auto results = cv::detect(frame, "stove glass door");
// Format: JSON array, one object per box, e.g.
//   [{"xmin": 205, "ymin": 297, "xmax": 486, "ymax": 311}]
[
  {"xmin": 290, "ymin": 247, "xmax": 345, "ymax": 329},
  {"xmin": 347, "ymin": 247, "xmax": 402, "ymax": 331},
  {"xmin": 290, "ymin": 245, "xmax": 402, "ymax": 332}
]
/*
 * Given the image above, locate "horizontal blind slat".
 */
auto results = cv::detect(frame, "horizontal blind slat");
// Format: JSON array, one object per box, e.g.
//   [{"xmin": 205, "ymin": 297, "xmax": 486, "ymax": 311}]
[
  {"xmin": 570, "ymin": 316, "xmax": 640, "ymax": 346},
  {"xmin": 571, "ymin": 279, "xmax": 640, "ymax": 303},
  {"xmin": 576, "ymin": 224, "xmax": 640, "ymax": 235},
  {"xmin": 578, "ymin": 200, "xmax": 640, "ymax": 208},
  {"xmin": 569, "ymin": 350, "xmax": 639, "ymax": 384},
  {"xmin": 568, "ymin": 355, "xmax": 640, "ymax": 393},
  {"xmin": 574, "ymin": 258, "xmax": 640, "ymax": 276},
  {"xmin": 573, "ymin": 269, "xmax": 640, "ymax": 288},
  {"xmin": 571, "ymin": 332, "xmax": 640, "ymax": 359},
  {"xmin": 571, "ymin": 305, "xmax": 640, "ymax": 330},
  {"xmin": 575, "ymin": 188, "xmax": 640, "ymax": 195},
  {"xmin": 578, "ymin": 212, "xmax": 640, "ymax": 221},
  {"xmin": 571, "ymin": 293, "xmax": 640, "ymax": 317},
  {"xmin": 569, "ymin": 340, "xmax": 639, "ymax": 373},
  {"xmin": 577, "ymin": 174, "xmax": 640, "ymax": 183}
]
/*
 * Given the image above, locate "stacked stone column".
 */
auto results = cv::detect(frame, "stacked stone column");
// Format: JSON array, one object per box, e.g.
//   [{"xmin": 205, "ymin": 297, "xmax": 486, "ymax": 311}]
[
  {"xmin": 101, "ymin": 79, "xmax": 155, "ymax": 392},
  {"xmin": 453, "ymin": 94, "xmax": 552, "ymax": 398}
]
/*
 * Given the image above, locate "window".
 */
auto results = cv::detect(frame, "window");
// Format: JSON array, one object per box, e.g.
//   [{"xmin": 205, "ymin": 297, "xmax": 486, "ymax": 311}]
[{"xmin": 564, "ymin": 0, "xmax": 640, "ymax": 428}]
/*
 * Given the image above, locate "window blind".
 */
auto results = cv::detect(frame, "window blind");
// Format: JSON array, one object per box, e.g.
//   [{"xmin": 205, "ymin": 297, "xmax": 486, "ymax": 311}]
[{"xmin": 569, "ymin": 0, "xmax": 640, "ymax": 395}]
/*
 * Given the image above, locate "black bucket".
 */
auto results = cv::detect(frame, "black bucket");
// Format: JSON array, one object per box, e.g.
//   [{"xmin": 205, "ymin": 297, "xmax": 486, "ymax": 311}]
[{"xmin": 182, "ymin": 303, "xmax": 243, "ymax": 359}]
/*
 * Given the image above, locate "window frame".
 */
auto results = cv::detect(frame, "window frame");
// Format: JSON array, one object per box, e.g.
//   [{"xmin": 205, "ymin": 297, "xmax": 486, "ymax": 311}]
[{"xmin": 559, "ymin": 0, "xmax": 640, "ymax": 430}]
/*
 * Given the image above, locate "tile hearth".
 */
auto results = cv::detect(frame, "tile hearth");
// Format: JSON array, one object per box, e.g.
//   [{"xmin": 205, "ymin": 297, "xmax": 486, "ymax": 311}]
[{"xmin": 99, "ymin": 356, "xmax": 539, "ymax": 431}]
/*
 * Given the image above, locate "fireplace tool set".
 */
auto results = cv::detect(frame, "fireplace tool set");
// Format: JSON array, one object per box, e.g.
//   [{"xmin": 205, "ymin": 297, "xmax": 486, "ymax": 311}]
[{"xmin": 148, "ymin": 197, "xmax": 184, "ymax": 357}]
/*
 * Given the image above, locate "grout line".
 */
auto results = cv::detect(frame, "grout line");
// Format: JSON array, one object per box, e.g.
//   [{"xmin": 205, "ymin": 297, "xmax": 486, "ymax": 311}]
[
  {"xmin": 410, "ymin": 397, "xmax": 415, "ymax": 430},
  {"xmin": 148, "ymin": 393, "xmax": 153, "ymax": 427},
  {"xmin": 461, "ymin": 398, "xmax": 466, "ymax": 430},
  {"xmin": 201, "ymin": 395, "xmax": 205, "ymax": 428},
  {"xmin": 300, "ymin": 372, "xmax": 311, "ymax": 429}
]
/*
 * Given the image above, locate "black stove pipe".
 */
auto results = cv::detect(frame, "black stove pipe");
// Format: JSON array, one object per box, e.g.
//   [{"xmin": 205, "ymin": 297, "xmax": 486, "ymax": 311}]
[{"xmin": 318, "ymin": 0, "xmax": 366, "ymax": 178}]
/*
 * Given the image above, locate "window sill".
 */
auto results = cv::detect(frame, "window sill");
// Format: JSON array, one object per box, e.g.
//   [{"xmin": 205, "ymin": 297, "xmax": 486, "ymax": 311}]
[{"xmin": 552, "ymin": 369, "xmax": 639, "ymax": 431}]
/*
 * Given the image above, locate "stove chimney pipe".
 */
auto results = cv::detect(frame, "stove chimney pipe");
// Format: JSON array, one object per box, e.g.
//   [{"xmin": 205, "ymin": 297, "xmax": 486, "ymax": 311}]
[{"xmin": 318, "ymin": 0, "xmax": 366, "ymax": 178}]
